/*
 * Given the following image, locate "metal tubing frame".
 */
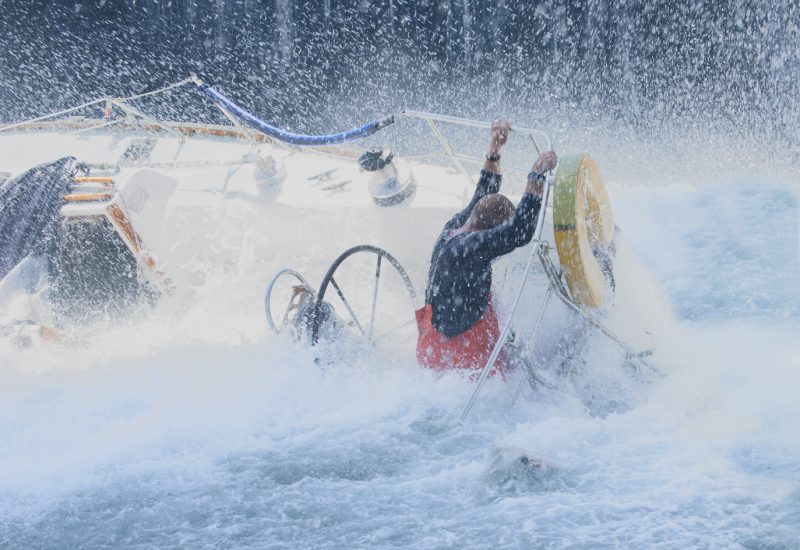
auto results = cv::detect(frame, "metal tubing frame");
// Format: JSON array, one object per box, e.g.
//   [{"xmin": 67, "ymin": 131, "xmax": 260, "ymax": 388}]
[
  {"xmin": 460, "ymin": 177, "xmax": 553, "ymax": 421},
  {"xmin": 400, "ymin": 110, "xmax": 552, "ymax": 189},
  {"xmin": 537, "ymin": 252, "xmax": 661, "ymax": 378},
  {"xmin": 509, "ymin": 284, "xmax": 554, "ymax": 404},
  {"xmin": 460, "ymin": 176, "xmax": 661, "ymax": 420},
  {"xmin": 402, "ymin": 110, "xmax": 552, "ymax": 152},
  {"xmin": 401, "ymin": 151, "xmax": 539, "ymax": 176},
  {"xmin": 423, "ymin": 118, "xmax": 471, "ymax": 179}
]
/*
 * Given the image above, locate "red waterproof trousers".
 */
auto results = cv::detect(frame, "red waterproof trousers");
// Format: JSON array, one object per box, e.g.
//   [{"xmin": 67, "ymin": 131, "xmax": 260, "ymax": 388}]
[{"xmin": 415, "ymin": 297, "xmax": 508, "ymax": 375}]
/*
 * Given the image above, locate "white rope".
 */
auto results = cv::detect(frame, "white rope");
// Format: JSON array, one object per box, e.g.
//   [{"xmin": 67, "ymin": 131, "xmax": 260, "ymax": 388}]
[
  {"xmin": 0, "ymin": 77, "xmax": 197, "ymax": 134},
  {"xmin": 0, "ymin": 98, "xmax": 107, "ymax": 133}
]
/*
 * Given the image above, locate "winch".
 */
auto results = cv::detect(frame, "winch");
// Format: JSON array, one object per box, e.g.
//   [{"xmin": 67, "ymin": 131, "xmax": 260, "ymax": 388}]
[
  {"xmin": 357, "ymin": 147, "xmax": 416, "ymax": 206},
  {"xmin": 245, "ymin": 149, "xmax": 286, "ymax": 188}
]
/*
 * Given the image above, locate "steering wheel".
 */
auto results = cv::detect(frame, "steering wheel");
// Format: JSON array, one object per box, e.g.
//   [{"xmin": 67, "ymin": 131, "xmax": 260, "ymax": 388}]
[
  {"xmin": 310, "ymin": 245, "xmax": 417, "ymax": 345},
  {"xmin": 264, "ymin": 269, "xmax": 316, "ymax": 334}
]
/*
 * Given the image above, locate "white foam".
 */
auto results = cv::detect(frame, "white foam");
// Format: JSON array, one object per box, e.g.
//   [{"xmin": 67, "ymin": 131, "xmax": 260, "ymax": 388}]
[{"xmin": 1, "ymin": 158, "xmax": 798, "ymax": 548}]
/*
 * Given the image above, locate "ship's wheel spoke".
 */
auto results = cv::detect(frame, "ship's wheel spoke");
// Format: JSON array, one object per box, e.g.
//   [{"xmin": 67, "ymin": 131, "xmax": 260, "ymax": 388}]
[
  {"xmin": 330, "ymin": 276, "xmax": 366, "ymax": 336},
  {"xmin": 311, "ymin": 245, "xmax": 418, "ymax": 346},
  {"xmin": 367, "ymin": 254, "xmax": 382, "ymax": 341}
]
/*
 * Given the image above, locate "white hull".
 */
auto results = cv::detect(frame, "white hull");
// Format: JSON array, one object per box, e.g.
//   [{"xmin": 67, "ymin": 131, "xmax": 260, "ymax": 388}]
[{"xmin": 0, "ymin": 101, "xmax": 669, "ymax": 405}]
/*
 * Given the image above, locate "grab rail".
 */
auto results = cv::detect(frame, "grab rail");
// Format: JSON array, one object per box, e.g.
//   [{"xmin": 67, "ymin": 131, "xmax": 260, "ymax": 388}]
[
  {"xmin": 401, "ymin": 110, "xmax": 552, "ymax": 152},
  {"xmin": 460, "ymin": 176, "xmax": 554, "ymax": 421}
]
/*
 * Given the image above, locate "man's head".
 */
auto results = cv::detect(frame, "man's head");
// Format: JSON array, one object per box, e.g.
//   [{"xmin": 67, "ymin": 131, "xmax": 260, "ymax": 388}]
[{"xmin": 467, "ymin": 194, "xmax": 515, "ymax": 231}]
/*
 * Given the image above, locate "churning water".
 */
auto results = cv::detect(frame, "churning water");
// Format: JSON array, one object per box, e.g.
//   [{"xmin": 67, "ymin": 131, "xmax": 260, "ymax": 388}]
[
  {"xmin": 2, "ymin": 1, "xmax": 799, "ymax": 548},
  {"xmin": 0, "ymin": 170, "xmax": 798, "ymax": 548}
]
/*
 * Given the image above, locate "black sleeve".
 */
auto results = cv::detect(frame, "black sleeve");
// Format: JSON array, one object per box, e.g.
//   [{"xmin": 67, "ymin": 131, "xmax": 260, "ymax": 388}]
[
  {"xmin": 449, "ymin": 193, "xmax": 542, "ymax": 260},
  {"xmin": 442, "ymin": 170, "xmax": 502, "ymax": 232}
]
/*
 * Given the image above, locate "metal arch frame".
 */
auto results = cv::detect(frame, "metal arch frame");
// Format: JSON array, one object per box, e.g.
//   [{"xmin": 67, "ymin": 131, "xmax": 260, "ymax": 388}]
[
  {"xmin": 399, "ymin": 110, "xmax": 553, "ymax": 183},
  {"xmin": 459, "ymin": 177, "xmax": 554, "ymax": 421},
  {"xmin": 264, "ymin": 268, "xmax": 316, "ymax": 334},
  {"xmin": 310, "ymin": 245, "xmax": 418, "ymax": 345},
  {"xmin": 401, "ymin": 110, "xmax": 552, "ymax": 151},
  {"xmin": 460, "ymin": 178, "xmax": 662, "ymax": 421}
]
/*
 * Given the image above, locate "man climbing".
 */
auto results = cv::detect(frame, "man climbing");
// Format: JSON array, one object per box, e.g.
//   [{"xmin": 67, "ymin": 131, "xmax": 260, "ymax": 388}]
[{"xmin": 416, "ymin": 119, "xmax": 558, "ymax": 373}]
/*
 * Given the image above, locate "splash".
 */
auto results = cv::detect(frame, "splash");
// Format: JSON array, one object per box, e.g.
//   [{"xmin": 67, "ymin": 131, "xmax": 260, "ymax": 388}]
[{"xmin": 1, "ymin": 2, "xmax": 798, "ymax": 547}]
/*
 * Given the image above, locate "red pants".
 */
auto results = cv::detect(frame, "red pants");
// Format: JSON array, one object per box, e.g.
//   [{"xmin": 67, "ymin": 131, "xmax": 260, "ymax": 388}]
[{"xmin": 415, "ymin": 298, "xmax": 508, "ymax": 375}]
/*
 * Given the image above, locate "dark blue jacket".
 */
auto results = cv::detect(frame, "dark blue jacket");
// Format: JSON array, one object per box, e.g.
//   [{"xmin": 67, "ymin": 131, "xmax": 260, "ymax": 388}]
[{"xmin": 424, "ymin": 170, "xmax": 542, "ymax": 337}]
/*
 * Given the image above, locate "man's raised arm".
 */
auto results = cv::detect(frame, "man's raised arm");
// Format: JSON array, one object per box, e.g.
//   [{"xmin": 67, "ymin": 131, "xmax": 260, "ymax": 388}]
[{"xmin": 444, "ymin": 119, "xmax": 511, "ymax": 231}]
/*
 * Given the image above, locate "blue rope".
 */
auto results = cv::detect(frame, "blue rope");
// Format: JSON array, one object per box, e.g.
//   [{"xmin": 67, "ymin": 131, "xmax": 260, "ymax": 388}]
[{"xmin": 198, "ymin": 84, "xmax": 394, "ymax": 146}]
